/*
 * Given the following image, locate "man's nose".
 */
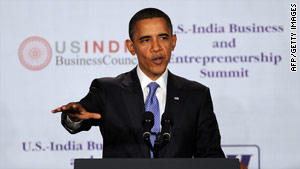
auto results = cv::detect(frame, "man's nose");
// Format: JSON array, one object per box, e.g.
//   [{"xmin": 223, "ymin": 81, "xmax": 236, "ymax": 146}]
[{"xmin": 151, "ymin": 39, "xmax": 162, "ymax": 52}]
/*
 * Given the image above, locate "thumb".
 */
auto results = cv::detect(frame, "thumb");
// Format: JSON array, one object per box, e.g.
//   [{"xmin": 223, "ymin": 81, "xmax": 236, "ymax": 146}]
[{"xmin": 87, "ymin": 112, "xmax": 101, "ymax": 119}]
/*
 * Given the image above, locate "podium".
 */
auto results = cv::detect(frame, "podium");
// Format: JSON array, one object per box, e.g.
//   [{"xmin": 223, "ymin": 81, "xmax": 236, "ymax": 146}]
[{"xmin": 74, "ymin": 158, "xmax": 240, "ymax": 169}]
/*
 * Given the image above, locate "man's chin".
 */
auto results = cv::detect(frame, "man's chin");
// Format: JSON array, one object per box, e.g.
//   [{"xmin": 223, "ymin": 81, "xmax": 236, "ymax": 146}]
[{"xmin": 151, "ymin": 68, "xmax": 167, "ymax": 76}]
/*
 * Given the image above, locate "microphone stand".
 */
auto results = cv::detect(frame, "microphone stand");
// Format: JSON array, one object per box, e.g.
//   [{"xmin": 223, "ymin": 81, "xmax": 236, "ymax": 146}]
[
  {"xmin": 153, "ymin": 132, "xmax": 160, "ymax": 158},
  {"xmin": 142, "ymin": 112, "xmax": 172, "ymax": 158},
  {"xmin": 145, "ymin": 131, "xmax": 170, "ymax": 158}
]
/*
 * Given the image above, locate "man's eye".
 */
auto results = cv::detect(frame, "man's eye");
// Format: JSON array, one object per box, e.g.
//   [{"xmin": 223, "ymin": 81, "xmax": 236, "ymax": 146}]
[
  {"xmin": 141, "ymin": 39, "xmax": 149, "ymax": 43},
  {"xmin": 161, "ymin": 36, "xmax": 168, "ymax": 40}
]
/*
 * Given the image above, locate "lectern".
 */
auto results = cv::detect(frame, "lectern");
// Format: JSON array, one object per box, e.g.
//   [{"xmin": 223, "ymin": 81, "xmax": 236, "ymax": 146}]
[{"xmin": 74, "ymin": 158, "xmax": 240, "ymax": 169}]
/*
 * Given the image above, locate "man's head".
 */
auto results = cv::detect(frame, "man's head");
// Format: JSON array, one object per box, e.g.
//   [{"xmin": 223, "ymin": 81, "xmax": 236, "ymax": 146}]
[
  {"xmin": 128, "ymin": 8, "xmax": 173, "ymax": 41},
  {"xmin": 126, "ymin": 8, "xmax": 177, "ymax": 80}
]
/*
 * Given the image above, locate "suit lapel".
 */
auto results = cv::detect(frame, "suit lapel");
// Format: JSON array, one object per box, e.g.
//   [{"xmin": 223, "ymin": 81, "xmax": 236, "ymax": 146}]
[
  {"xmin": 160, "ymin": 71, "xmax": 186, "ymax": 157},
  {"xmin": 121, "ymin": 68, "xmax": 150, "ymax": 157}
]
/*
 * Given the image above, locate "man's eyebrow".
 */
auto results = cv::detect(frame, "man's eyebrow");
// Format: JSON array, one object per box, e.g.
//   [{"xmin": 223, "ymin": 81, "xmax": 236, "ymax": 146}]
[
  {"xmin": 138, "ymin": 33, "xmax": 170, "ymax": 41},
  {"xmin": 158, "ymin": 33, "xmax": 169, "ymax": 37}
]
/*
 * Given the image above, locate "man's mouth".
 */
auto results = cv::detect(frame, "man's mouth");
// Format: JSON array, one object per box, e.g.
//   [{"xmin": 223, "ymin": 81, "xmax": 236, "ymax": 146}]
[{"xmin": 152, "ymin": 57, "xmax": 164, "ymax": 64}]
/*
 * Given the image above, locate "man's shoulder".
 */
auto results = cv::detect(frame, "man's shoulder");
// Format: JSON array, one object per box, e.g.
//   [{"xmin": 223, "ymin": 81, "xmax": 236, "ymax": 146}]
[
  {"xmin": 170, "ymin": 72, "xmax": 209, "ymax": 92},
  {"xmin": 90, "ymin": 73, "xmax": 125, "ymax": 86},
  {"xmin": 89, "ymin": 69, "xmax": 135, "ymax": 89}
]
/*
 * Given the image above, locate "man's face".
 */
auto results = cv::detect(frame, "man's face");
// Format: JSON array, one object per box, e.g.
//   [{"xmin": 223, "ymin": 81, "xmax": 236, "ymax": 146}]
[{"xmin": 126, "ymin": 18, "xmax": 177, "ymax": 80}]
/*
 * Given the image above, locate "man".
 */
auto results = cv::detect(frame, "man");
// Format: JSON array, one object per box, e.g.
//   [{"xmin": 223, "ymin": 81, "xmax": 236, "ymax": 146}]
[{"xmin": 52, "ymin": 8, "xmax": 225, "ymax": 158}]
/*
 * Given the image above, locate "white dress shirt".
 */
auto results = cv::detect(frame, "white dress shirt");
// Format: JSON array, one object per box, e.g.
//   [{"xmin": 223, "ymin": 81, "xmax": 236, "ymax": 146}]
[{"xmin": 136, "ymin": 65, "xmax": 168, "ymax": 120}]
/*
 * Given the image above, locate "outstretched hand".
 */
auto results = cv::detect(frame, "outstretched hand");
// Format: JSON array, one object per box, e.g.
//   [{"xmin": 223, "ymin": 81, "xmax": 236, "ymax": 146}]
[{"xmin": 51, "ymin": 102, "xmax": 101, "ymax": 122}]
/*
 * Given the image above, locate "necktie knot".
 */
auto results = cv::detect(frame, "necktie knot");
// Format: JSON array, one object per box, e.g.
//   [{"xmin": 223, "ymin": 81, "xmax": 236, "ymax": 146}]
[{"xmin": 147, "ymin": 82, "xmax": 159, "ymax": 96}]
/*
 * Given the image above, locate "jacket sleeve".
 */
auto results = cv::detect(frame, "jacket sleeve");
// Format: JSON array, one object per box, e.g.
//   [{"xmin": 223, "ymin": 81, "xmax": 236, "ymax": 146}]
[{"xmin": 61, "ymin": 79, "xmax": 104, "ymax": 134}]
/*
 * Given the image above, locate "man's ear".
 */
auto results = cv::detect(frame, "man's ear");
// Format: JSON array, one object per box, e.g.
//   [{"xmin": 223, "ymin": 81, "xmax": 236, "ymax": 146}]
[
  {"xmin": 171, "ymin": 34, "xmax": 177, "ymax": 51},
  {"xmin": 125, "ymin": 39, "xmax": 136, "ymax": 56}
]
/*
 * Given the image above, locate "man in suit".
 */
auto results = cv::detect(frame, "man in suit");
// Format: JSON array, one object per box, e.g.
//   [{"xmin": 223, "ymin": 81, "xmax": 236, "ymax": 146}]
[{"xmin": 52, "ymin": 8, "xmax": 225, "ymax": 158}]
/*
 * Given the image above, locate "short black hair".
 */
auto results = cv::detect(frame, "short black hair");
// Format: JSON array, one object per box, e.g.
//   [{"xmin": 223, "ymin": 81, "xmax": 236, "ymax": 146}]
[{"xmin": 129, "ymin": 8, "xmax": 173, "ymax": 41}]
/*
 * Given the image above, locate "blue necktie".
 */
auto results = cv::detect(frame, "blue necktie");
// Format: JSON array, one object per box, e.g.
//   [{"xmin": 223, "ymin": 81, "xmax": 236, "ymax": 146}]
[{"xmin": 145, "ymin": 82, "xmax": 160, "ymax": 158}]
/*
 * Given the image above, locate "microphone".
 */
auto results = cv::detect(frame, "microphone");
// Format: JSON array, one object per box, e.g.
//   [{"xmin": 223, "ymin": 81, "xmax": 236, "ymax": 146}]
[
  {"xmin": 161, "ymin": 113, "xmax": 172, "ymax": 143},
  {"xmin": 142, "ymin": 111, "xmax": 154, "ymax": 150}
]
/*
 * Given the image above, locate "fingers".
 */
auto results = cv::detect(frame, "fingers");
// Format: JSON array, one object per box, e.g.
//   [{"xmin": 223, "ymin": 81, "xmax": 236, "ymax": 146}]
[
  {"xmin": 51, "ymin": 102, "xmax": 101, "ymax": 120},
  {"xmin": 88, "ymin": 112, "xmax": 101, "ymax": 119},
  {"xmin": 51, "ymin": 102, "xmax": 81, "ymax": 114},
  {"xmin": 71, "ymin": 103, "xmax": 86, "ymax": 112},
  {"xmin": 62, "ymin": 102, "xmax": 76, "ymax": 111},
  {"xmin": 69, "ymin": 112, "xmax": 101, "ymax": 120},
  {"xmin": 51, "ymin": 107, "xmax": 62, "ymax": 113}
]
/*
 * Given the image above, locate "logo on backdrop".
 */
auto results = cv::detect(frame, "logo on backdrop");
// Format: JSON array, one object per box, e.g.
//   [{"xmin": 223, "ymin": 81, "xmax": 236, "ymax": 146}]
[
  {"xmin": 18, "ymin": 36, "xmax": 52, "ymax": 71},
  {"xmin": 222, "ymin": 144, "xmax": 261, "ymax": 169},
  {"xmin": 18, "ymin": 36, "xmax": 136, "ymax": 70}
]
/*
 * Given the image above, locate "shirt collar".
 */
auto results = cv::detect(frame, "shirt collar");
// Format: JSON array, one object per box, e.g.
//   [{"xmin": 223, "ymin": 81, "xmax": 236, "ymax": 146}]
[{"xmin": 136, "ymin": 65, "xmax": 168, "ymax": 91}]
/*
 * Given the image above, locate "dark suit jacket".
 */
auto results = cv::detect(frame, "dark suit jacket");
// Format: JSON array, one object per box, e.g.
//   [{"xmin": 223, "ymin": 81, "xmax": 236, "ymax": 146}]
[{"xmin": 62, "ymin": 68, "xmax": 225, "ymax": 158}]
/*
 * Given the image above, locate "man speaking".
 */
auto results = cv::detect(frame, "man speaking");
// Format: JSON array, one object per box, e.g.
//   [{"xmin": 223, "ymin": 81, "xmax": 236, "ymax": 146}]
[{"xmin": 52, "ymin": 8, "xmax": 225, "ymax": 158}]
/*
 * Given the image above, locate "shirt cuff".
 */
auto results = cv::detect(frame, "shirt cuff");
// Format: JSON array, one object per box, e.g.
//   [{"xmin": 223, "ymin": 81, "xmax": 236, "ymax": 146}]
[{"xmin": 65, "ymin": 115, "xmax": 83, "ymax": 130}]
